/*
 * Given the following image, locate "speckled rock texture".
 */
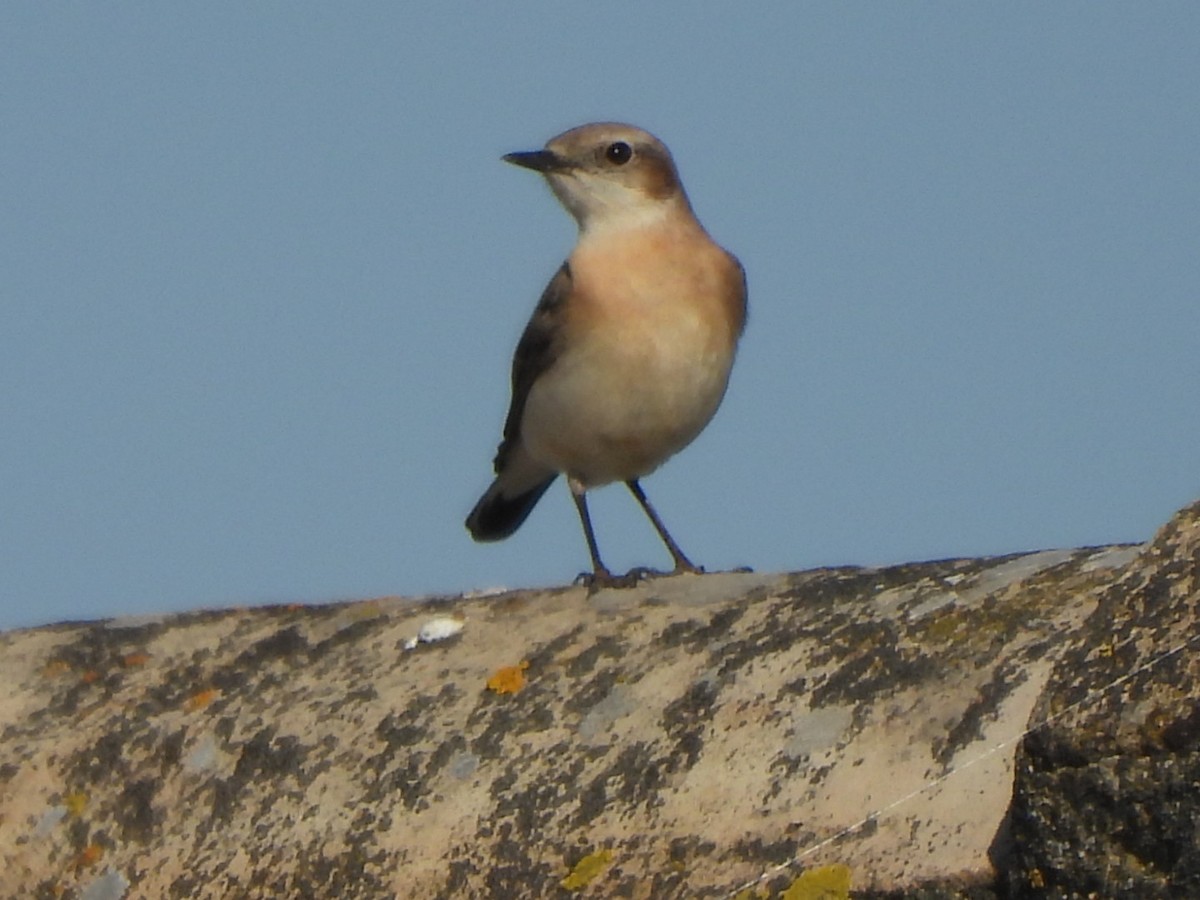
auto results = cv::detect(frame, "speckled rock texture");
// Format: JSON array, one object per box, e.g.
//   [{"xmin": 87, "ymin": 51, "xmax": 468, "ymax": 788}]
[
  {"xmin": 0, "ymin": 500, "xmax": 1196, "ymax": 899},
  {"xmin": 1004, "ymin": 499, "xmax": 1200, "ymax": 898}
]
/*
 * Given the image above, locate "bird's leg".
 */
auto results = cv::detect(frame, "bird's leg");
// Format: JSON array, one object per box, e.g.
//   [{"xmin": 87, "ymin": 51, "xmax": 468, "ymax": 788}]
[
  {"xmin": 570, "ymin": 480, "xmax": 617, "ymax": 588},
  {"xmin": 625, "ymin": 479, "xmax": 703, "ymax": 576}
]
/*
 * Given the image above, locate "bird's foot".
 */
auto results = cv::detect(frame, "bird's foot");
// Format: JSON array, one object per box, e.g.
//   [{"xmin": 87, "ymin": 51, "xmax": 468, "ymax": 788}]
[
  {"xmin": 618, "ymin": 566, "xmax": 662, "ymax": 585},
  {"xmin": 577, "ymin": 564, "xmax": 710, "ymax": 593},
  {"xmin": 576, "ymin": 566, "xmax": 660, "ymax": 592}
]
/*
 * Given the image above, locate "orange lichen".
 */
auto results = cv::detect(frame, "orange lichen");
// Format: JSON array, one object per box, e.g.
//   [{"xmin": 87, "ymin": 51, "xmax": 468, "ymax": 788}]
[
  {"xmin": 121, "ymin": 652, "xmax": 151, "ymax": 667},
  {"xmin": 185, "ymin": 688, "xmax": 220, "ymax": 711},
  {"xmin": 560, "ymin": 848, "xmax": 613, "ymax": 891},
  {"xmin": 80, "ymin": 670, "xmax": 101, "ymax": 684},
  {"xmin": 487, "ymin": 661, "xmax": 530, "ymax": 695},
  {"xmin": 75, "ymin": 844, "xmax": 104, "ymax": 868}
]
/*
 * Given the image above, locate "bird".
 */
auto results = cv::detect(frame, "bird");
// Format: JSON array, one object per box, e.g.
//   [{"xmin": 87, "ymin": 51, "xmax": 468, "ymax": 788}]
[{"xmin": 466, "ymin": 122, "xmax": 746, "ymax": 588}]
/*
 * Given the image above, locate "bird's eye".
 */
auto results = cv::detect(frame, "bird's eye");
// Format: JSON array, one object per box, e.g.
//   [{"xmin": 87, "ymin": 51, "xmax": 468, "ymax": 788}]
[{"xmin": 605, "ymin": 142, "xmax": 633, "ymax": 165}]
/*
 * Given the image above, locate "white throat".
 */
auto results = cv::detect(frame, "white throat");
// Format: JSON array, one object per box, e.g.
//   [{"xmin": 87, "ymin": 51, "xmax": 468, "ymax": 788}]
[{"xmin": 547, "ymin": 171, "xmax": 679, "ymax": 238}]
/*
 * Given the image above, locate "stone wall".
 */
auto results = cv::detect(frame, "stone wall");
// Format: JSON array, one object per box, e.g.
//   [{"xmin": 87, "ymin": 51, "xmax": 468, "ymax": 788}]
[{"xmin": 1, "ymin": 501, "xmax": 1196, "ymax": 898}]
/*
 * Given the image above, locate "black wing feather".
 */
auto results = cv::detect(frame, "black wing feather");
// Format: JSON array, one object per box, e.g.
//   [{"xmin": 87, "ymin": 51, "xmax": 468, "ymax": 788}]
[{"xmin": 493, "ymin": 262, "xmax": 572, "ymax": 473}]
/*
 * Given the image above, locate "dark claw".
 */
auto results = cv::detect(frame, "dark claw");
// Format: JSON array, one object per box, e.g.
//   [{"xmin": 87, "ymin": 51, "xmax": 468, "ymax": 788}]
[
  {"xmin": 578, "ymin": 563, "xmax": 711, "ymax": 594},
  {"xmin": 577, "ymin": 567, "xmax": 656, "ymax": 592},
  {"xmin": 620, "ymin": 566, "xmax": 660, "ymax": 583}
]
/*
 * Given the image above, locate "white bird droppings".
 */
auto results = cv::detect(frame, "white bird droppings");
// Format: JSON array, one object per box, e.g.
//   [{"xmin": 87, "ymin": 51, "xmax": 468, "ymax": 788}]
[{"xmin": 404, "ymin": 615, "xmax": 466, "ymax": 650}]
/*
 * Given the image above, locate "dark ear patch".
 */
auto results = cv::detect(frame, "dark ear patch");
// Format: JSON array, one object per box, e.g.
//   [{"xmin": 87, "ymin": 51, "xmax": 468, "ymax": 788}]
[{"xmin": 637, "ymin": 146, "xmax": 681, "ymax": 200}]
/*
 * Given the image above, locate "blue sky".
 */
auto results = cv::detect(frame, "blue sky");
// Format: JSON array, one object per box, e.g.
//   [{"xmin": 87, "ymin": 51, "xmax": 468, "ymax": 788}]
[{"xmin": 3, "ymin": 5, "xmax": 1197, "ymax": 630}]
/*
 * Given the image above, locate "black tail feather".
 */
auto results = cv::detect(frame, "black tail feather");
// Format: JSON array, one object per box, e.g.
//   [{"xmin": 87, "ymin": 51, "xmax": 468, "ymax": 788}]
[{"xmin": 466, "ymin": 476, "xmax": 557, "ymax": 542}]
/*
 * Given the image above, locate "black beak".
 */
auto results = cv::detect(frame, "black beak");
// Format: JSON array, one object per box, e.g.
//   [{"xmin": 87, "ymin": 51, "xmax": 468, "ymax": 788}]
[{"xmin": 502, "ymin": 149, "xmax": 565, "ymax": 173}]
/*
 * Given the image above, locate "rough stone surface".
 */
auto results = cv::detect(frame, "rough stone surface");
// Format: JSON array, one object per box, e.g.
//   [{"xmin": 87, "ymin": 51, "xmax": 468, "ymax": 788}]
[
  {"xmin": 0, "ymin": 501, "xmax": 1196, "ymax": 899},
  {"xmin": 1005, "ymin": 500, "xmax": 1200, "ymax": 898}
]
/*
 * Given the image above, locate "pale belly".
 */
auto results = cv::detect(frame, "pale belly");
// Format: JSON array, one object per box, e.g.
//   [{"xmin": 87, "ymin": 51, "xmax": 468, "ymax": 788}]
[{"xmin": 521, "ymin": 320, "xmax": 734, "ymax": 487}]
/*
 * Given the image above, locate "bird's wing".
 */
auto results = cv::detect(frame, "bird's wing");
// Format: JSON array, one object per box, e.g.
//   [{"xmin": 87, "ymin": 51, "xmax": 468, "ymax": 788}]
[{"xmin": 493, "ymin": 262, "xmax": 572, "ymax": 474}]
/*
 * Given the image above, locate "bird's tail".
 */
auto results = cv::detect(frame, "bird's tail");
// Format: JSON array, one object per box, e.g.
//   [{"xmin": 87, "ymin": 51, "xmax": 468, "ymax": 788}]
[{"xmin": 466, "ymin": 474, "xmax": 557, "ymax": 542}]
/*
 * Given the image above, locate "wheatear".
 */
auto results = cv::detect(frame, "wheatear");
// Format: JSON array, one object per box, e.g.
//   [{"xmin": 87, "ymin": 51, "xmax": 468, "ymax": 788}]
[{"xmin": 466, "ymin": 122, "xmax": 746, "ymax": 588}]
